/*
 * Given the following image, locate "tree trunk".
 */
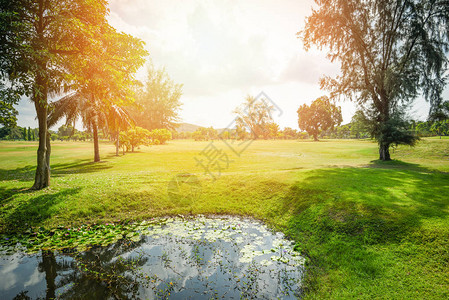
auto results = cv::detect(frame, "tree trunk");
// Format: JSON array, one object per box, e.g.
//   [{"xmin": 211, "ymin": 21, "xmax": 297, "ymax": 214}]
[
  {"xmin": 93, "ymin": 121, "xmax": 100, "ymax": 162},
  {"xmin": 45, "ymin": 130, "xmax": 51, "ymax": 177},
  {"xmin": 115, "ymin": 131, "xmax": 119, "ymax": 156},
  {"xmin": 41, "ymin": 250, "xmax": 57, "ymax": 300},
  {"xmin": 379, "ymin": 143, "xmax": 391, "ymax": 161},
  {"xmin": 32, "ymin": 94, "xmax": 50, "ymax": 190},
  {"xmin": 31, "ymin": 1, "xmax": 51, "ymax": 190},
  {"xmin": 132, "ymin": 145, "xmax": 134, "ymax": 152},
  {"xmin": 313, "ymin": 134, "xmax": 319, "ymax": 141}
]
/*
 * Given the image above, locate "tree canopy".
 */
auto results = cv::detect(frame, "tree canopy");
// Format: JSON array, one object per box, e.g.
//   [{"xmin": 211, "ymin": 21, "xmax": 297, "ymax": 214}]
[
  {"xmin": 0, "ymin": 0, "xmax": 147, "ymax": 189},
  {"xmin": 0, "ymin": 85, "xmax": 20, "ymax": 127},
  {"xmin": 234, "ymin": 95, "xmax": 274, "ymax": 139},
  {"xmin": 302, "ymin": 0, "xmax": 449, "ymax": 160},
  {"xmin": 297, "ymin": 96, "xmax": 343, "ymax": 141},
  {"xmin": 0, "ymin": 0, "xmax": 110, "ymax": 189},
  {"xmin": 130, "ymin": 62, "xmax": 183, "ymax": 131},
  {"xmin": 52, "ymin": 22, "xmax": 147, "ymax": 162}
]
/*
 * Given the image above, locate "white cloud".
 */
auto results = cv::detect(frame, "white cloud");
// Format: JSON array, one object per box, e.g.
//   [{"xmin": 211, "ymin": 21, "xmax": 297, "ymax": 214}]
[
  {"xmin": 14, "ymin": 0, "xmax": 442, "ymax": 128},
  {"xmin": 106, "ymin": 0, "xmax": 347, "ymax": 128}
]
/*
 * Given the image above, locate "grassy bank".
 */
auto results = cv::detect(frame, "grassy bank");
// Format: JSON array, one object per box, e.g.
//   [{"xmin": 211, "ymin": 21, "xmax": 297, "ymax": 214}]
[{"xmin": 1, "ymin": 139, "xmax": 448, "ymax": 299}]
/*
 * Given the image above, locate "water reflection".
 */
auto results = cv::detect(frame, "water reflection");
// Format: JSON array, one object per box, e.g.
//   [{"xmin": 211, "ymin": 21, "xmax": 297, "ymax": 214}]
[{"xmin": 0, "ymin": 216, "xmax": 305, "ymax": 299}]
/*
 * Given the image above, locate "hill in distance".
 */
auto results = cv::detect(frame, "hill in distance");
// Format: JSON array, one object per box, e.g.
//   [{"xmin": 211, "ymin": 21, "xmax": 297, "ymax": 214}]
[
  {"xmin": 175, "ymin": 123, "xmax": 202, "ymax": 133},
  {"xmin": 175, "ymin": 123, "xmax": 236, "ymax": 133}
]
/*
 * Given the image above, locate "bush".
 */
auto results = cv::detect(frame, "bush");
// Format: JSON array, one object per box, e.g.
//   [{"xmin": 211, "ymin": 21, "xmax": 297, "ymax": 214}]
[
  {"xmin": 298, "ymin": 132, "xmax": 309, "ymax": 139},
  {"xmin": 149, "ymin": 128, "xmax": 172, "ymax": 145},
  {"xmin": 119, "ymin": 126, "xmax": 151, "ymax": 152}
]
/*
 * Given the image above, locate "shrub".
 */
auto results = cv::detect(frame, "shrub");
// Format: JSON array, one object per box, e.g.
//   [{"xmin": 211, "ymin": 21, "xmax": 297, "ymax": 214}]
[{"xmin": 149, "ymin": 128, "xmax": 172, "ymax": 145}]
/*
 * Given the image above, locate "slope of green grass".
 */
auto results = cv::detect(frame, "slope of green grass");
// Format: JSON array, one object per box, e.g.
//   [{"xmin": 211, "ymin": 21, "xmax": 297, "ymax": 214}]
[{"xmin": 0, "ymin": 138, "xmax": 448, "ymax": 299}]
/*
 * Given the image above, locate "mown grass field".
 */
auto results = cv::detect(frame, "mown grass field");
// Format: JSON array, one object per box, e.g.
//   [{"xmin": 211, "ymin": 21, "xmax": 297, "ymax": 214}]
[{"xmin": 1, "ymin": 138, "xmax": 448, "ymax": 299}]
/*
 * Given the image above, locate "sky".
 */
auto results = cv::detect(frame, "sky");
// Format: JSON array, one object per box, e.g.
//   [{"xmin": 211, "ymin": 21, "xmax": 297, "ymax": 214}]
[{"xmin": 15, "ymin": 0, "xmax": 443, "ymax": 130}]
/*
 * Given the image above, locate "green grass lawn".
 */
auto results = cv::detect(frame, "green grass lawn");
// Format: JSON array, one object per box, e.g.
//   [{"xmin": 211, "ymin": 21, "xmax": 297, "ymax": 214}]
[{"xmin": 1, "ymin": 138, "xmax": 448, "ymax": 299}]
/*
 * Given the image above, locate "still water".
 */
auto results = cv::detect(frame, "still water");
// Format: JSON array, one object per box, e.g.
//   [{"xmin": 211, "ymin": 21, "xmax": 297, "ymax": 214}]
[{"xmin": 0, "ymin": 216, "xmax": 305, "ymax": 299}]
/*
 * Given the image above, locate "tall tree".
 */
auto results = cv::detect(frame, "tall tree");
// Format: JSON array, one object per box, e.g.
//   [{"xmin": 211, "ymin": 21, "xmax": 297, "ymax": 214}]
[
  {"xmin": 130, "ymin": 62, "xmax": 183, "ymax": 131},
  {"xmin": 234, "ymin": 95, "xmax": 274, "ymax": 139},
  {"xmin": 107, "ymin": 104, "xmax": 134, "ymax": 156},
  {"xmin": 22, "ymin": 127, "xmax": 27, "ymax": 140},
  {"xmin": 62, "ymin": 23, "xmax": 146, "ymax": 162},
  {"xmin": 0, "ymin": 0, "xmax": 109, "ymax": 189},
  {"xmin": 302, "ymin": 0, "xmax": 449, "ymax": 160},
  {"xmin": 48, "ymin": 92, "xmax": 135, "ymax": 161},
  {"xmin": 267, "ymin": 122, "xmax": 281, "ymax": 139},
  {"xmin": 297, "ymin": 96, "xmax": 342, "ymax": 141}
]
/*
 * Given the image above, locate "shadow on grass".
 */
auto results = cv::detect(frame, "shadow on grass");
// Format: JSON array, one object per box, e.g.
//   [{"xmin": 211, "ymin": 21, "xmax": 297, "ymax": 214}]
[
  {"xmin": 51, "ymin": 159, "xmax": 113, "ymax": 176},
  {"xmin": 0, "ymin": 188, "xmax": 81, "ymax": 233},
  {"xmin": 102, "ymin": 150, "xmax": 146, "ymax": 159},
  {"xmin": 0, "ymin": 165, "xmax": 36, "ymax": 182},
  {"xmin": 366, "ymin": 159, "xmax": 446, "ymax": 173},
  {"xmin": 0, "ymin": 186, "xmax": 35, "ymax": 206},
  {"xmin": 278, "ymin": 160, "xmax": 449, "ymax": 294},
  {"xmin": 0, "ymin": 159, "xmax": 113, "ymax": 182}
]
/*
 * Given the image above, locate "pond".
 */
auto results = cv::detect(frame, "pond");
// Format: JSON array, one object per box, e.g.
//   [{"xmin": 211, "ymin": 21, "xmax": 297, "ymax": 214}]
[{"xmin": 0, "ymin": 216, "xmax": 305, "ymax": 299}]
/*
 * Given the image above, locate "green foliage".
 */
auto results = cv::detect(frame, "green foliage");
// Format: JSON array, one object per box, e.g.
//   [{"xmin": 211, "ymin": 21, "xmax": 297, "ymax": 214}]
[
  {"xmin": 430, "ymin": 120, "xmax": 449, "ymax": 138},
  {"xmin": 0, "ymin": 87, "xmax": 19, "ymax": 127},
  {"xmin": 58, "ymin": 125, "xmax": 75, "ymax": 139},
  {"xmin": 375, "ymin": 113, "xmax": 419, "ymax": 148},
  {"xmin": 235, "ymin": 125, "xmax": 249, "ymax": 140},
  {"xmin": 414, "ymin": 121, "xmax": 431, "ymax": 137},
  {"xmin": 282, "ymin": 127, "xmax": 300, "ymax": 140},
  {"xmin": 350, "ymin": 110, "xmax": 370, "ymax": 139},
  {"xmin": 22, "ymin": 127, "xmax": 27, "ymax": 140},
  {"xmin": 149, "ymin": 128, "xmax": 172, "ymax": 145},
  {"xmin": 192, "ymin": 127, "xmax": 218, "ymax": 141},
  {"xmin": 0, "ymin": 127, "xmax": 23, "ymax": 140},
  {"xmin": 297, "ymin": 96, "xmax": 342, "ymax": 141},
  {"xmin": 298, "ymin": 132, "xmax": 309, "ymax": 140},
  {"xmin": 173, "ymin": 131, "xmax": 193, "ymax": 140},
  {"xmin": 130, "ymin": 62, "xmax": 183, "ymax": 131},
  {"xmin": 0, "ymin": 0, "xmax": 108, "ymax": 188},
  {"xmin": 266, "ymin": 122, "xmax": 281, "ymax": 139},
  {"xmin": 0, "ymin": 126, "xmax": 40, "ymax": 141},
  {"xmin": 234, "ymin": 95, "xmax": 274, "ymax": 139},
  {"xmin": 429, "ymin": 100, "xmax": 449, "ymax": 121},
  {"xmin": 219, "ymin": 130, "xmax": 231, "ymax": 140},
  {"xmin": 0, "ymin": 221, "xmax": 152, "ymax": 253},
  {"xmin": 303, "ymin": 0, "xmax": 449, "ymax": 159},
  {"xmin": 120, "ymin": 126, "xmax": 151, "ymax": 152},
  {"xmin": 0, "ymin": 0, "xmax": 147, "ymax": 188}
]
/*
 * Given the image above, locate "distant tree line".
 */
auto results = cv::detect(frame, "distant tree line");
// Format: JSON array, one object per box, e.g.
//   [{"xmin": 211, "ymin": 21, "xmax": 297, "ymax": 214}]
[
  {"xmin": 173, "ymin": 126, "xmax": 305, "ymax": 141},
  {"xmin": 307, "ymin": 101, "xmax": 449, "ymax": 140},
  {"xmin": 0, "ymin": 126, "xmax": 38, "ymax": 141},
  {"xmin": 171, "ymin": 99, "xmax": 449, "ymax": 142}
]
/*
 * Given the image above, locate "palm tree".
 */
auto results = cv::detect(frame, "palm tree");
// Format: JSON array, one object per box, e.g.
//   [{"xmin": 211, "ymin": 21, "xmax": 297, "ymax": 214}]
[
  {"xmin": 48, "ymin": 92, "xmax": 133, "ymax": 162},
  {"xmin": 106, "ymin": 104, "xmax": 134, "ymax": 156}
]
